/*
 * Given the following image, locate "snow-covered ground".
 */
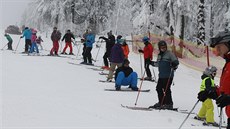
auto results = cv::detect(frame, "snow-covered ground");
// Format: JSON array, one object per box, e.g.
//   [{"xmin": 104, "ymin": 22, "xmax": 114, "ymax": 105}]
[{"xmin": 0, "ymin": 31, "xmax": 227, "ymax": 129}]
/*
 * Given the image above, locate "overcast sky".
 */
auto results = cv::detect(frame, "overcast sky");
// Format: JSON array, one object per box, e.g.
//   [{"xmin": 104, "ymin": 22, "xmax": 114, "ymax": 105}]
[{"xmin": 0, "ymin": 0, "xmax": 32, "ymax": 29}]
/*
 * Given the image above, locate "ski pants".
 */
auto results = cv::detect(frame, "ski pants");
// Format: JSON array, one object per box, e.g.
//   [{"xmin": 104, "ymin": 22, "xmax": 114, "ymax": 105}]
[
  {"xmin": 144, "ymin": 58, "xmax": 152, "ymax": 78},
  {"xmin": 83, "ymin": 47, "xmax": 92, "ymax": 63},
  {"xmin": 50, "ymin": 41, "xmax": 59, "ymax": 55},
  {"xmin": 156, "ymin": 78, "xmax": 173, "ymax": 105},
  {"xmin": 198, "ymin": 98, "xmax": 215, "ymax": 123},
  {"xmin": 115, "ymin": 71, "xmax": 138, "ymax": 88},
  {"xmin": 8, "ymin": 41, "xmax": 13, "ymax": 50},
  {"xmin": 62, "ymin": 42, "xmax": 73, "ymax": 53},
  {"xmin": 29, "ymin": 42, "xmax": 39, "ymax": 53},
  {"xmin": 108, "ymin": 62, "xmax": 122, "ymax": 80},
  {"xmin": 103, "ymin": 51, "xmax": 110, "ymax": 67},
  {"xmin": 25, "ymin": 39, "xmax": 31, "ymax": 52}
]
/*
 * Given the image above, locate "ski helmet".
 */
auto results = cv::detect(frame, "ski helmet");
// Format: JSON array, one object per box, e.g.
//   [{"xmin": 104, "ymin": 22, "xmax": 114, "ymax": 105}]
[
  {"xmin": 158, "ymin": 40, "xmax": 167, "ymax": 49},
  {"xmin": 203, "ymin": 65, "xmax": 217, "ymax": 76},
  {"xmin": 210, "ymin": 29, "xmax": 230, "ymax": 48},
  {"xmin": 142, "ymin": 36, "xmax": 149, "ymax": 42}
]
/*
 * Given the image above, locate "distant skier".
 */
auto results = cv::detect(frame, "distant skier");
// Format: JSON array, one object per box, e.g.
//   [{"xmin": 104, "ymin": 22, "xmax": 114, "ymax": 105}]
[
  {"xmin": 61, "ymin": 29, "xmax": 75, "ymax": 55},
  {"xmin": 138, "ymin": 36, "xmax": 154, "ymax": 81},
  {"xmin": 36, "ymin": 36, "xmax": 43, "ymax": 50},
  {"xmin": 80, "ymin": 29, "xmax": 95, "ymax": 65},
  {"xmin": 50, "ymin": 27, "xmax": 61, "ymax": 56},
  {"xmin": 99, "ymin": 30, "xmax": 115, "ymax": 70},
  {"xmin": 121, "ymin": 39, "xmax": 129, "ymax": 59},
  {"xmin": 196, "ymin": 66, "xmax": 219, "ymax": 127},
  {"xmin": 107, "ymin": 35, "xmax": 124, "ymax": 82},
  {"xmin": 20, "ymin": 27, "xmax": 32, "ymax": 53},
  {"xmin": 4, "ymin": 33, "xmax": 13, "ymax": 50},
  {"xmin": 81, "ymin": 29, "xmax": 88, "ymax": 56},
  {"xmin": 114, "ymin": 59, "xmax": 139, "ymax": 91},
  {"xmin": 149, "ymin": 40, "xmax": 179, "ymax": 110},
  {"xmin": 210, "ymin": 29, "xmax": 230, "ymax": 129},
  {"xmin": 29, "ymin": 29, "xmax": 39, "ymax": 55}
]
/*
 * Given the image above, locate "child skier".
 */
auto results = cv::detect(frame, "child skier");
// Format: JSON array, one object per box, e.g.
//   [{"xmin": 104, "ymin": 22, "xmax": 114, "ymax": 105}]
[
  {"xmin": 36, "ymin": 36, "xmax": 43, "ymax": 50},
  {"xmin": 195, "ymin": 66, "xmax": 219, "ymax": 126},
  {"xmin": 29, "ymin": 29, "xmax": 39, "ymax": 55},
  {"xmin": 61, "ymin": 30, "xmax": 75, "ymax": 55}
]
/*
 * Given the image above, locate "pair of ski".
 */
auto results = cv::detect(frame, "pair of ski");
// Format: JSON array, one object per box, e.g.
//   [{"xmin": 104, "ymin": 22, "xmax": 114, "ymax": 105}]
[
  {"xmin": 193, "ymin": 116, "xmax": 227, "ymax": 128},
  {"xmin": 121, "ymin": 104, "xmax": 193, "ymax": 114}
]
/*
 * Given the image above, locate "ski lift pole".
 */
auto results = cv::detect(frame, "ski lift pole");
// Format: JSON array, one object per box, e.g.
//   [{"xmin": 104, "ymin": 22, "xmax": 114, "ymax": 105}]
[
  {"xmin": 14, "ymin": 38, "xmax": 21, "ymax": 53},
  {"xmin": 134, "ymin": 70, "xmax": 146, "ymax": 106},
  {"xmin": 94, "ymin": 40, "xmax": 103, "ymax": 62},
  {"xmin": 178, "ymin": 100, "xmax": 199, "ymax": 129}
]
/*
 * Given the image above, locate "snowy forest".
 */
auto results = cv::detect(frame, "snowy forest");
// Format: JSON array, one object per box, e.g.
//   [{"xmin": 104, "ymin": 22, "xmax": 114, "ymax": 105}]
[{"xmin": 21, "ymin": 0, "xmax": 230, "ymax": 44}]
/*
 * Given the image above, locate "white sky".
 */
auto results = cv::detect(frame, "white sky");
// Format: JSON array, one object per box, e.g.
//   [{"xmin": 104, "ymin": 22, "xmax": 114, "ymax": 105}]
[{"xmin": 0, "ymin": 0, "xmax": 32, "ymax": 29}]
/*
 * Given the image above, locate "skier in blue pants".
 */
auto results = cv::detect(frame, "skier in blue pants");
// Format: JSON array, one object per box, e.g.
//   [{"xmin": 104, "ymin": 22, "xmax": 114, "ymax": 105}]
[{"xmin": 115, "ymin": 59, "xmax": 139, "ymax": 91}]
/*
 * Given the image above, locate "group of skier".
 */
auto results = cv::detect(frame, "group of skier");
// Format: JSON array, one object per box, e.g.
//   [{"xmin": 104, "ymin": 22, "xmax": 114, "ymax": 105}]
[{"xmin": 3, "ymin": 26, "xmax": 230, "ymax": 129}]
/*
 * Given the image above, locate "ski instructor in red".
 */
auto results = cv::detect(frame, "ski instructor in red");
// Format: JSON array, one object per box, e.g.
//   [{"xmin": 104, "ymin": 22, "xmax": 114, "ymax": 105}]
[
  {"xmin": 210, "ymin": 29, "xmax": 230, "ymax": 129},
  {"xmin": 50, "ymin": 27, "xmax": 61, "ymax": 56}
]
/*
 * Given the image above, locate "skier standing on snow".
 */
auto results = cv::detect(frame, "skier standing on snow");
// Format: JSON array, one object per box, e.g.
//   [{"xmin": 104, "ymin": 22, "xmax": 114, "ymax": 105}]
[
  {"xmin": 81, "ymin": 29, "xmax": 88, "ymax": 56},
  {"xmin": 36, "ymin": 36, "xmax": 43, "ymax": 50},
  {"xmin": 4, "ymin": 33, "xmax": 13, "ymax": 50},
  {"xmin": 99, "ymin": 30, "xmax": 115, "ymax": 70},
  {"xmin": 210, "ymin": 29, "xmax": 230, "ymax": 129},
  {"xmin": 50, "ymin": 27, "xmax": 61, "ymax": 56},
  {"xmin": 196, "ymin": 66, "xmax": 219, "ymax": 126},
  {"xmin": 114, "ymin": 59, "xmax": 139, "ymax": 91},
  {"xmin": 122, "ymin": 39, "xmax": 130, "ymax": 59},
  {"xmin": 80, "ymin": 29, "xmax": 95, "ymax": 65},
  {"xmin": 61, "ymin": 29, "xmax": 75, "ymax": 55},
  {"xmin": 20, "ymin": 27, "xmax": 32, "ymax": 53},
  {"xmin": 138, "ymin": 36, "xmax": 154, "ymax": 81},
  {"xmin": 107, "ymin": 35, "xmax": 124, "ymax": 82},
  {"xmin": 149, "ymin": 40, "xmax": 179, "ymax": 109},
  {"xmin": 29, "ymin": 29, "xmax": 39, "ymax": 55}
]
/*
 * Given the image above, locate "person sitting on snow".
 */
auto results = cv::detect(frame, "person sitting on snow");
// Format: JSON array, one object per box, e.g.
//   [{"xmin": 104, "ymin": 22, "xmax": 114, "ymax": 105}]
[
  {"xmin": 114, "ymin": 59, "xmax": 139, "ymax": 91},
  {"xmin": 196, "ymin": 66, "xmax": 219, "ymax": 127}
]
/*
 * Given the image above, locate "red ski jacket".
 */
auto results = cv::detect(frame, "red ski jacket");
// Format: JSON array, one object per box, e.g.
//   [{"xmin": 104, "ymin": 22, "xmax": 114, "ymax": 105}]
[
  {"xmin": 219, "ymin": 54, "xmax": 230, "ymax": 118},
  {"xmin": 143, "ymin": 43, "xmax": 153, "ymax": 60}
]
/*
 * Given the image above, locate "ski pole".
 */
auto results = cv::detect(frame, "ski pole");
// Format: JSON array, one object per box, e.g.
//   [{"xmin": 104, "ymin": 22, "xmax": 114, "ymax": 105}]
[
  {"xmin": 219, "ymin": 107, "xmax": 223, "ymax": 129},
  {"xmin": 1, "ymin": 43, "xmax": 8, "ymax": 50},
  {"xmin": 140, "ymin": 53, "xmax": 143, "ymax": 76},
  {"xmin": 14, "ymin": 38, "xmax": 21, "ymax": 53},
  {"xmin": 94, "ymin": 40, "xmax": 103, "ymax": 62},
  {"xmin": 134, "ymin": 70, "xmax": 146, "ymax": 106},
  {"xmin": 152, "ymin": 67, "xmax": 157, "ymax": 82},
  {"xmin": 178, "ymin": 100, "xmax": 199, "ymax": 129}
]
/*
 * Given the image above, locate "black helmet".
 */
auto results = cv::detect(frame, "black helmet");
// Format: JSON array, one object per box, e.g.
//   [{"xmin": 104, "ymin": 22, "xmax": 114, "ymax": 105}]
[
  {"xmin": 210, "ymin": 29, "xmax": 230, "ymax": 48},
  {"xmin": 158, "ymin": 40, "xmax": 167, "ymax": 48}
]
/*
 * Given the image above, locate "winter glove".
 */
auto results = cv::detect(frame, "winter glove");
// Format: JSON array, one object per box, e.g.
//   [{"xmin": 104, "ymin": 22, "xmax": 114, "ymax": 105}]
[
  {"xmin": 197, "ymin": 91, "xmax": 208, "ymax": 102},
  {"xmin": 216, "ymin": 94, "xmax": 230, "ymax": 107},
  {"xmin": 207, "ymin": 88, "xmax": 218, "ymax": 100},
  {"xmin": 138, "ymin": 49, "xmax": 144, "ymax": 53}
]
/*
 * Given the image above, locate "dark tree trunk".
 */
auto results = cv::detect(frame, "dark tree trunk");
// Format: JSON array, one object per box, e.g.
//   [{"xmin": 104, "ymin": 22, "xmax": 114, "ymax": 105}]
[{"xmin": 197, "ymin": 0, "xmax": 205, "ymax": 45}]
